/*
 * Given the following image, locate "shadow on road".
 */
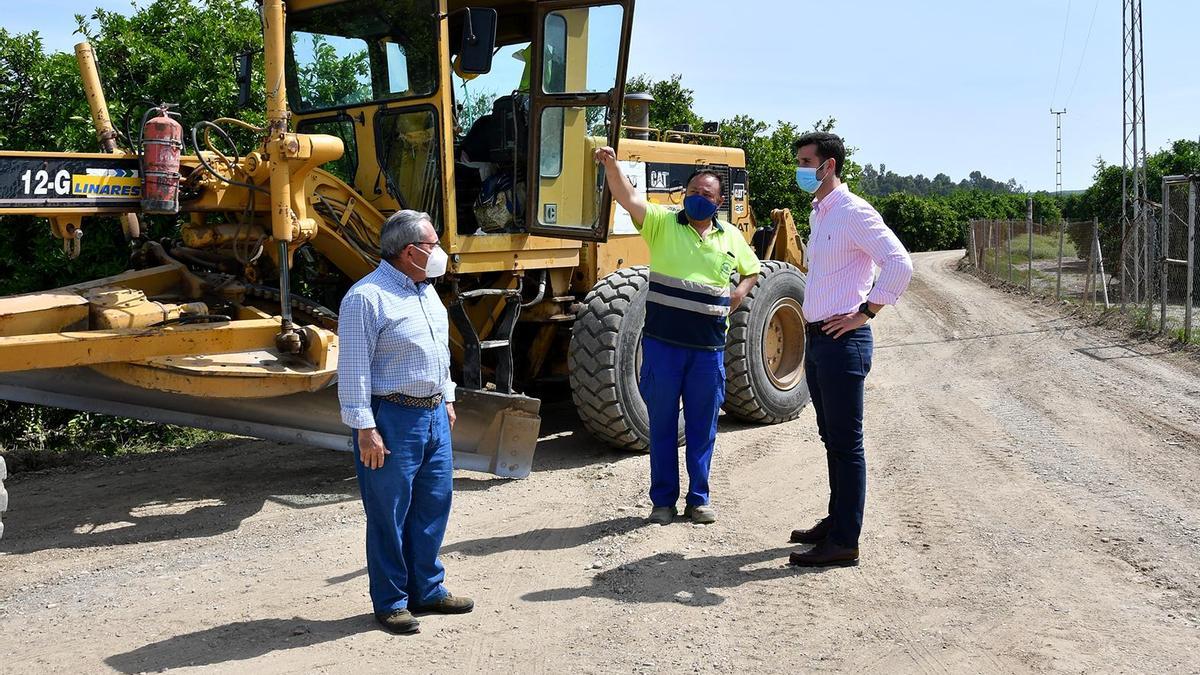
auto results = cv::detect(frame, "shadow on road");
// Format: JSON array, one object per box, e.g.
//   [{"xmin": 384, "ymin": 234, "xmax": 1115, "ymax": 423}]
[
  {"xmin": 1, "ymin": 388, "xmax": 713, "ymax": 555},
  {"xmin": 443, "ymin": 515, "xmax": 645, "ymax": 557},
  {"xmin": 104, "ymin": 615, "xmax": 372, "ymax": 673},
  {"xmin": 0, "ymin": 439, "xmax": 359, "ymax": 554},
  {"xmin": 522, "ymin": 546, "xmax": 828, "ymax": 607},
  {"xmin": 1075, "ymin": 341, "xmax": 1171, "ymax": 361}
]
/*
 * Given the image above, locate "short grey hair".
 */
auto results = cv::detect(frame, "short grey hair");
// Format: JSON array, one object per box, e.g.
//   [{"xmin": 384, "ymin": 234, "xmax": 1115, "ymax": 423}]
[{"xmin": 379, "ymin": 209, "xmax": 433, "ymax": 260}]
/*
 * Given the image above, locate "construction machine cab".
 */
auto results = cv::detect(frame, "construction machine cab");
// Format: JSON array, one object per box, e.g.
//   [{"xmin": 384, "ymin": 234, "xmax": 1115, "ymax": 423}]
[{"xmin": 284, "ymin": 0, "xmax": 633, "ymax": 245}]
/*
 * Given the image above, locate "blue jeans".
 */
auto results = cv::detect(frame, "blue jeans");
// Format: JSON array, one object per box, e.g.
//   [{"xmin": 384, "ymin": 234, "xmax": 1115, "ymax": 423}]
[
  {"xmin": 805, "ymin": 324, "xmax": 873, "ymax": 548},
  {"xmin": 639, "ymin": 336, "xmax": 726, "ymax": 508},
  {"xmin": 354, "ymin": 398, "xmax": 453, "ymax": 614}
]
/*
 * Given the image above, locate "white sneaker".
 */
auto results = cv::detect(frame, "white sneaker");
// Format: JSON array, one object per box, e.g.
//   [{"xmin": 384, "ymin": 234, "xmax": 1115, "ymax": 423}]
[{"xmin": 684, "ymin": 504, "xmax": 716, "ymax": 524}]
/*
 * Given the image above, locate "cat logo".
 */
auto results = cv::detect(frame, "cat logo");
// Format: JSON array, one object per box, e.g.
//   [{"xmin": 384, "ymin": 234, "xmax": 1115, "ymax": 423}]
[{"xmin": 649, "ymin": 170, "xmax": 669, "ymax": 189}]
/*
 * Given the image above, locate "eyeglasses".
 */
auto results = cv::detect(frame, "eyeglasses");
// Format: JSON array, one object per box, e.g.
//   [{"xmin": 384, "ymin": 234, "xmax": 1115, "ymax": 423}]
[{"xmin": 409, "ymin": 240, "xmax": 440, "ymax": 249}]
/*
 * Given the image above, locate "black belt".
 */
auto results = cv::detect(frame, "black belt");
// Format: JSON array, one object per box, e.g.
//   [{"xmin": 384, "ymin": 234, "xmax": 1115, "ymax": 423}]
[{"xmin": 380, "ymin": 392, "xmax": 443, "ymax": 409}]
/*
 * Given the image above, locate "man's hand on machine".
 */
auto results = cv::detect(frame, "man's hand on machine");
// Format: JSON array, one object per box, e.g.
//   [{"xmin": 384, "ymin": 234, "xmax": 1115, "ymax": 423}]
[{"xmin": 593, "ymin": 146, "xmax": 617, "ymax": 167}]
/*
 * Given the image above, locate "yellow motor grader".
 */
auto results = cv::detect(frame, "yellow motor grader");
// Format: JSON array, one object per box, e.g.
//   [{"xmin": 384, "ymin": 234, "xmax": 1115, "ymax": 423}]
[{"xmin": 0, "ymin": 0, "xmax": 810, "ymax": 517}]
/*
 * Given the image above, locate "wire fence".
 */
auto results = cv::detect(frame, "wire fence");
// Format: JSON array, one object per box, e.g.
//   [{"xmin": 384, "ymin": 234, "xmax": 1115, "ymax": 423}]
[
  {"xmin": 1157, "ymin": 176, "xmax": 1198, "ymax": 342},
  {"xmin": 965, "ymin": 179, "xmax": 1198, "ymax": 344},
  {"xmin": 966, "ymin": 217, "xmax": 1111, "ymax": 306}
]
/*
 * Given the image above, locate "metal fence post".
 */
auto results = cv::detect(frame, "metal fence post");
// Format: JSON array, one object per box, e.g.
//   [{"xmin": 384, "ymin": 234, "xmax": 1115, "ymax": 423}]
[
  {"xmin": 1095, "ymin": 218, "xmax": 1109, "ymax": 308},
  {"xmin": 1007, "ymin": 220, "xmax": 1013, "ymax": 284},
  {"xmin": 1027, "ymin": 198, "xmax": 1034, "ymax": 292},
  {"xmin": 1087, "ymin": 223, "xmax": 1097, "ymax": 306},
  {"xmin": 1056, "ymin": 218, "xmax": 1066, "ymax": 300},
  {"xmin": 1161, "ymin": 179, "xmax": 1170, "ymax": 332},
  {"xmin": 993, "ymin": 220, "xmax": 1000, "ymax": 279},
  {"xmin": 1187, "ymin": 180, "xmax": 1196, "ymax": 342},
  {"xmin": 1146, "ymin": 210, "xmax": 1154, "ymax": 324},
  {"xmin": 968, "ymin": 221, "xmax": 978, "ymax": 269}
]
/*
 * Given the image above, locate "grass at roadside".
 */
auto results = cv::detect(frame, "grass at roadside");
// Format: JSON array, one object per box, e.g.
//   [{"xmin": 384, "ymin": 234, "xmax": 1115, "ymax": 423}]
[
  {"xmin": 980, "ymin": 234, "xmax": 1064, "ymax": 267},
  {"xmin": 0, "ymin": 402, "xmax": 227, "ymax": 474}
]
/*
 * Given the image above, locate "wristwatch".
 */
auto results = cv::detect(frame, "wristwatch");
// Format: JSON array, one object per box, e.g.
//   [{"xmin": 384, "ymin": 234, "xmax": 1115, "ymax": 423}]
[{"xmin": 858, "ymin": 302, "xmax": 876, "ymax": 319}]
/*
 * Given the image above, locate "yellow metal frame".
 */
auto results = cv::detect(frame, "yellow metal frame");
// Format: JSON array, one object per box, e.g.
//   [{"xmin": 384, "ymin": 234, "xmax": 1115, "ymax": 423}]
[{"xmin": 0, "ymin": 0, "xmax": 799, "ymax": 400}]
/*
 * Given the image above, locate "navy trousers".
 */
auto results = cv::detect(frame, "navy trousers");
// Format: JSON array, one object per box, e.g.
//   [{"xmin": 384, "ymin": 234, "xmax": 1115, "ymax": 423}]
[
  {"xmin": 805, "ymin": 324, "xmax": 873, "ymax": 548},
  {"xmin": 354, "ymin": 398, "xmax": 453, "ymax": 614},
  {"xmin": 639, "ymin": 336, "xmax": 726, "ymax": 508}
]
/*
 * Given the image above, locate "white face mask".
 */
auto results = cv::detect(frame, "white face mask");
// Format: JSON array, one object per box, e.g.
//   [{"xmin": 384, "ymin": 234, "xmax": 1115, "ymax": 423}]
[{"xmin": 413, "ymin": 244, "xmax": 449, "ymax": 278}]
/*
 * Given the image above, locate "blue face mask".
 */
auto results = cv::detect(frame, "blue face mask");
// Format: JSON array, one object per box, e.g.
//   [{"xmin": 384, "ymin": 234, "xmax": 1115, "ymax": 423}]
[
  {"xmin": 795, "ymin": 160, "xmax": 828, "ymax": 193},
  {"xmin": 683, "ymin": 194, "xmax": 719, "ymax": 222}
]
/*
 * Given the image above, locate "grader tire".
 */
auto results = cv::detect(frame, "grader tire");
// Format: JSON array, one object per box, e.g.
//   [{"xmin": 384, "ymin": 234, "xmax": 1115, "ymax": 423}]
[
  {"xmin": 569, "ymin": 266, "xmax": 683, "ymax": 452},
  {"xmin": 723, "ymin": 260, "xmax": 811, "ymax": 423}
]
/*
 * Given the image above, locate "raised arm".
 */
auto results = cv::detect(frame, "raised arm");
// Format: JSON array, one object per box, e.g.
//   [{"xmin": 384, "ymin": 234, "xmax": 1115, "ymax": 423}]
[{"xmin": 594, "ymin": 145, "xmax": 648, "ymax": 226}]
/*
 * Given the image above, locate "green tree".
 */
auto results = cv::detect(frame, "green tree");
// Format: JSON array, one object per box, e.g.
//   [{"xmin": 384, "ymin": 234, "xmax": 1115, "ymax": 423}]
[
  {"xmin": 0, "ymin": 0, "xmax": 265, "ymax": 464},
  {"xmin": 1061, "ymin": 140, "xmax": 1200, "ymax": 272},
  {"xmin": 625, "ymin": 73, "xmax": 703, "ymax": 133},
  {"xmin": 870, "ymin": 192, "xmax": 962, "ymax": 252},
  {"xmin": 456, "ymin": 85, "xmax": 498, "ymax": 135},
  {"xmin": 292, "ymin": 33, "xmax": 371, "ymax": 110},
  {"xmin": 0, "ymin": 0, "xmax": 265, "ymax": 296},
  {"xmin": 859, "ymin": 164, "xmax": 1022, "ymax": 197}
]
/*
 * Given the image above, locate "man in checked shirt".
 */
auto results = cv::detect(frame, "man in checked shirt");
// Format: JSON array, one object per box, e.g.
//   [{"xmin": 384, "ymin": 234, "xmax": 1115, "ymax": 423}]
[
  {"xmin": 338, "ymin": 210, "xmax": 473, "ymax": 634},
  {"xmin": 787, "ymin": 132, "xmax": 913, "ymax": 568}
]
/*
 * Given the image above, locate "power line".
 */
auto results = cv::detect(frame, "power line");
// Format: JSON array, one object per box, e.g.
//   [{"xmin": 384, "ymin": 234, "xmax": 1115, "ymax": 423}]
[
  {"xmin": 1050, "ymin": 0, "xmax": 1073, "ymax": 108},
  {"xmin": 1063, "ymin": 0, "xmax": 1101, "ymax": 108}
]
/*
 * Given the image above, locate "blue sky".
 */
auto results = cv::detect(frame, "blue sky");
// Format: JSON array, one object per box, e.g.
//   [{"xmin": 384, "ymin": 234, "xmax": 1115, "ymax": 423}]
[{"xmin": 12, "ymin": 0, "xmax": 1200, "ymax": 191}]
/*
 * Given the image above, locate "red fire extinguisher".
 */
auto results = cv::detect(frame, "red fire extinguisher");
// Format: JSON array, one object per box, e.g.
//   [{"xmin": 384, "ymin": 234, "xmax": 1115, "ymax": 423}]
[{"xmin": 140, "ymin": 106, "xmax": 183, "ymax": 215}]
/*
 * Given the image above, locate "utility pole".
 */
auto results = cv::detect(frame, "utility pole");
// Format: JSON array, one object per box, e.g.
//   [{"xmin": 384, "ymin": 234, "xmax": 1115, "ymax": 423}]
[
  {"xmin": 1050, "ymin": 109, "xmax": 1066, "ymax": 198},
  {"xmin": 1052, "ymin": 109, "xmax": 1067, "ymax": 300},
  {"xmin": 1121, "ymin": 0, "xmax": 1148, "ymax": 312}
]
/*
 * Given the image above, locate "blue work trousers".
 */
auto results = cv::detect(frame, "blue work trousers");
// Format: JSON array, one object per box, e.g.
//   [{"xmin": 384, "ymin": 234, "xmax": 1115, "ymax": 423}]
[
  {"xmin": 639, "ymin": 336, "xmax": 725, "ymax": 508},
  {"xmin": 354, "ymin": 398, "xmax": 453, "ymax": 614},
  {"xmin": 805, "ymin": 324, "xmax": 873, "ymax": 548}
]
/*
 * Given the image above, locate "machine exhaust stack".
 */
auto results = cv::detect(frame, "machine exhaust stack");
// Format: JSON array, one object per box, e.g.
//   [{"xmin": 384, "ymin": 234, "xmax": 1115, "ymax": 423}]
[{"xmin": 624, "ymin": 92, "xmax": 654, "ymax": 140}]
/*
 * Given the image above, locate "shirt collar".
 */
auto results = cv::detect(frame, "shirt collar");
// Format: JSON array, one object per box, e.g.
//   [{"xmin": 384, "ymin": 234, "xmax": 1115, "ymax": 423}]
[
  {"xmin": 811, "ymin": 183, "xmax": 851, "ymax": 215},
  {"xmin": 379, "ymin": 259, "xmax": 423, "ymax": 291}
]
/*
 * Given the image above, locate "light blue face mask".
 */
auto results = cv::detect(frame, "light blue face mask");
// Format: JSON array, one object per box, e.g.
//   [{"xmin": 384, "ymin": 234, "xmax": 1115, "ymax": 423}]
[{"xmin": 795, "ymin": 161, "xmax": 828, "ymax": 193}]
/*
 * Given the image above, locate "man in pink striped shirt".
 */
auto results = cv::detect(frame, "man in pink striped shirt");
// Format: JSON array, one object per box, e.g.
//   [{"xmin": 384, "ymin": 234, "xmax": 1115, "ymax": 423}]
[{"xmin": 786, "ymin": 132, "xmax": 913, "ymax": 567}]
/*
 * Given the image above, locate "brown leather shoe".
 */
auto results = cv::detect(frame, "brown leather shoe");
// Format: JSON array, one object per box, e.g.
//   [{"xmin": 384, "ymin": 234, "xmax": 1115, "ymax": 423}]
[
  {"xmin": 410, "ymin": 592, "xmax": 475, "ymax": 615},
  {"xmin": 375, "ymin": 608, "xmax": 420, "ymax": 634},
  {"xmin": 789, "ymin": 540, "xmax": 859, "ymax": 567},
  {"xmin": 789, "ymin": 517, "xmax": 831, "ymax": 544}
]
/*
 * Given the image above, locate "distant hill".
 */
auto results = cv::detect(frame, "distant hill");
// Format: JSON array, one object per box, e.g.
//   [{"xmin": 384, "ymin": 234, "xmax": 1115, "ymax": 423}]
[{"xmin": 859, "ymin": 165, "xmax": 1024, "ymax": 197}]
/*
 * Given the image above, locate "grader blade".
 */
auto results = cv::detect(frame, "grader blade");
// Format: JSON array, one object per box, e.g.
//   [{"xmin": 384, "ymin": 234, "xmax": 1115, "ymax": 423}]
[{"xmin": 0, "ymin": 368, "xmax": 541, "ymax": 479}]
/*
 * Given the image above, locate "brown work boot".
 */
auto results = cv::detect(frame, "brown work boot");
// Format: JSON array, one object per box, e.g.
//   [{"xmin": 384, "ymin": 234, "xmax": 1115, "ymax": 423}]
[
  {"xmin": 375, "ymin": 609, "xmax": 420, "ymax": 634},
  {"xmin": 789, "ymin": 540, "xmax": 859, "ymax": 567},
  {"xmin": 789, "ymin": 517, "xmax": 831, "ymax": 544},
  {"xmin": 648, "ymin": 505, "xmax": 677, "ymax": 525},
  {"xmin": 410, "ymin": 592, "xmax": 475, "ymax": 615}
]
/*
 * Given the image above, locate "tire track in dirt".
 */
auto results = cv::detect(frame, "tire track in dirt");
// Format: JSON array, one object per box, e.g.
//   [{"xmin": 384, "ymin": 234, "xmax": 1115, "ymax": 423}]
[{"xmin": 4, "ymin": 250, "xmax": 1200, "ymax": 672}]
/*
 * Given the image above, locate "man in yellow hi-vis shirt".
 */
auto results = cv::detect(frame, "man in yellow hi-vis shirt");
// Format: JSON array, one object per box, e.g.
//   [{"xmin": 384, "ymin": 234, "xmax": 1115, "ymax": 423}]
[{"xmin": 594, "ymin": 146, "xmax": 760, "ymax": 525}]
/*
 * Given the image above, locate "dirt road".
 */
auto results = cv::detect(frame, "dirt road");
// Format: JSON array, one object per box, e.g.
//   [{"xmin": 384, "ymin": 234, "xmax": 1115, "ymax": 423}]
[{"xmin": 2, "ymin": 250, "xmax": 1198, "ymax": 673}]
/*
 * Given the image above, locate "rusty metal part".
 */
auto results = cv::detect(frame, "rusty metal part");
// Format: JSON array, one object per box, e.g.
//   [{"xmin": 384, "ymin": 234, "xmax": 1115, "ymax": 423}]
[
  {"xmin": 182, "ymin": 223, "xmax": 269, "ymax": 249},
  {"xmin": 762, "ymin": 296, "xmax": 805, "ymax": 390},
  {"xmin": 86, "ymin": 287, "xmax": 208, "ymax": 330},
  {"xmin": 243, "ymin": 283, "xmax": 338, "ymax": 328}
]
